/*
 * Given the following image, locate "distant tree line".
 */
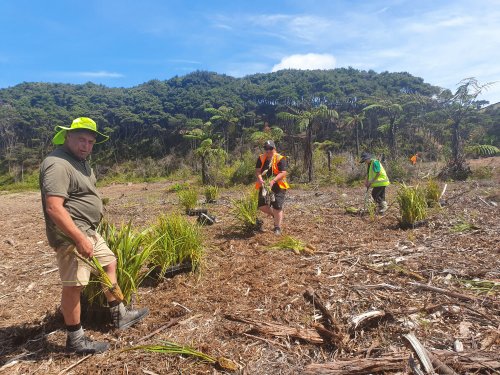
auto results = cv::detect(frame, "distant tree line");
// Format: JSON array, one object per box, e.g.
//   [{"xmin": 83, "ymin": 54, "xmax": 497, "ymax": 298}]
[{"xmin": 0, "ymin": 69, "xmax": 498, "ymax": 183}]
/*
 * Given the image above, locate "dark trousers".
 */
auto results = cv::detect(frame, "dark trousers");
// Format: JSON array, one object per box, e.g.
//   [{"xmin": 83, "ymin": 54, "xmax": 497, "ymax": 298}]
[{"xmin": 371, "ymin": 186, "xmax": 386, "ymax": 204}]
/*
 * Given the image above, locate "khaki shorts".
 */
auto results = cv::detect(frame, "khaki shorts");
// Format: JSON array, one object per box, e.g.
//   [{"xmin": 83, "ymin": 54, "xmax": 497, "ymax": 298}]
[{"xmin": 55, "ymin": 233, "xmax": 116, "ymax": 287}]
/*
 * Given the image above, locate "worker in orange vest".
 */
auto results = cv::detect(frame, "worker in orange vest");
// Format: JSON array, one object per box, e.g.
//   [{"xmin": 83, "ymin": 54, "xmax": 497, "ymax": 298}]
[
  {"xmin": 410, "ymin": 153, "xmax": 419, "ymax": 166},
  {"xmin": 255, "ymin": 140, "xmax": 290, "ymax": 235}
]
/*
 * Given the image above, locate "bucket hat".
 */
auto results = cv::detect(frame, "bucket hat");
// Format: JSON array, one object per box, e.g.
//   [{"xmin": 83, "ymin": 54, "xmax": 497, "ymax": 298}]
[{"xmin": 52, "ymin": 117, "xmax": 109, "ymax": 145}]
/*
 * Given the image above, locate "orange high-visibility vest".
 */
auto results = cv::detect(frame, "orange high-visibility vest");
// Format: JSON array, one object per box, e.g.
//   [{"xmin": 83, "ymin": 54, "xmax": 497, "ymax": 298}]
[{"xmin": 255, "ymin": 153, "xmax": 290, "ymax": 190}]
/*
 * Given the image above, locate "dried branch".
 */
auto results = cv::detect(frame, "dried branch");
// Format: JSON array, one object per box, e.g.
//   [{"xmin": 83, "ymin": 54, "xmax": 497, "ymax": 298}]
[{"xmin": 225, "ymin": 314, "xmax": 324, "ymax": 344}]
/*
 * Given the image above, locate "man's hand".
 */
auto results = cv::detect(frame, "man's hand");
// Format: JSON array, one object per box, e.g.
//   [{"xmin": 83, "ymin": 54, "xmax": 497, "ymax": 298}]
[
  {"xmin": 258, "ymin": 176, "xmax": 265, "ymax": 186},
  {"xmin": 269, "ymin": 179, "xmax": 276, "ymax": 188},
  {"xmin": 75, "ymin": 236, "xmax": 94, "ymax": 258}
]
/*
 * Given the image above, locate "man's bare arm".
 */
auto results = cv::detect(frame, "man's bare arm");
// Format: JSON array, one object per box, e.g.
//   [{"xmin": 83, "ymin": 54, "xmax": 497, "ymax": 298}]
[{"xmin": 45, "ymin": 195, "xmax": 94, "ymax": 257}]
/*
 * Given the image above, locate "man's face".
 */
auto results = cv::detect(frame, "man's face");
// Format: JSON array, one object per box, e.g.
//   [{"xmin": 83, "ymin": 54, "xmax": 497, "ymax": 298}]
[
  {"xmin": 64, "ymin": 130, "xmax": 96, "ymax": 160},
  {"xmin": 264, "ymin": 146, "xmax": 275, "ymax": 156}
]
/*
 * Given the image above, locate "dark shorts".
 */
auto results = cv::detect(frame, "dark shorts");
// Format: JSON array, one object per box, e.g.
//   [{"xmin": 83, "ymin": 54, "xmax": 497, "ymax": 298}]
[
  {"xmin": 372, "ymin": 186, "xmax": 386, "ymax": 203},
  {"xmin": 258, "ymin": 187, "xmax": 286, "ymax": 210}
]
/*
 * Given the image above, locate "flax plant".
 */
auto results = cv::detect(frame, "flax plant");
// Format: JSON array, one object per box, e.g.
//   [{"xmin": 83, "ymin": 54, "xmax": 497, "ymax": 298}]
[
  {"xmin": 268, "ymin": 235, "xmax": 316, "ymax": 254},
  {"xmin": 145, "ymin": 214, "xmax": 204, "ymax": 279},
  {"xmin": 73, "ymin": 250, "xmax": 123, "ymax": 302},
  {"xmin": 83, "ymin": 221, "xmax": 156, "ymax": 306},
  {"xmin": 123, "ymin": 341, "xmax": 238, "ymax": 372}
]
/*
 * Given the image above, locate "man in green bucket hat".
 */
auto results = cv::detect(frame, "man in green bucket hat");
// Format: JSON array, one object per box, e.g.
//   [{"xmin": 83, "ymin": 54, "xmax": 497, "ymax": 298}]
[{"xmin": 39, "ymin": 117, "xmax": 149, "ymax": 354}]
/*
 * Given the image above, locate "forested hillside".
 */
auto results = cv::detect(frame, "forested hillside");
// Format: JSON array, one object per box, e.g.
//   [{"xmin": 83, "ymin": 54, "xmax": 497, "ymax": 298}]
[{"xmin": 0, "ymin": 69, "xmax": 498, "ymax": 184}]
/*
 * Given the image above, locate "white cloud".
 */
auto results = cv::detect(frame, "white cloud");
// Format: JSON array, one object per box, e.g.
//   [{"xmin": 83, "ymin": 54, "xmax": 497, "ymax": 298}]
[
  {"xmin": 74, "ymin": 71, "xmax": 124, "ymax": 78},
  {"xmin": 272, "ymin": 53, "xmax": 336, "ymax": 72},
  {"xmin": 249, "ymin": 14, "xmax": 334, "ymax": 44}
]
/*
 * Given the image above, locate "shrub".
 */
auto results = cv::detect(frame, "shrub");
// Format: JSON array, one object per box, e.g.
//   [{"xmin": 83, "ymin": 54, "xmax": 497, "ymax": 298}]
[
  {"xmin": 230, "ymin": 151, "xmax": 256, "ymax": 185},
  {"xmin": 387, "ymin": 159, "xmax": 410, "ymax": 183},
  {"xmin": 177, "ymin": 189, "xmax": 198, "ymax": 211},
  {"xmin": 0, "ymin": 170, "xmax": 40, "ymax": 192},
  {"xmin": 145, "ymin": 214, "xmax": 204, "ymax": 279},
  {"xmin": 204, "ymin": 185, "xmax": 219, "ymax": 203},
  {"xmin": 396, "ymin": 184, "xmax": 428, "ymax": 228}
]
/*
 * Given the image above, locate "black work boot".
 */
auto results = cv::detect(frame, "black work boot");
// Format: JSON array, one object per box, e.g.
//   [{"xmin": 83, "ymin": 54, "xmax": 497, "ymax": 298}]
[
  {"xmin": 66, "ymin": 327, "xmax": 109, "ymax": 354},
  {"xmin": 110, "ymin": 303, "xmax": 149, "ymax": 330},
  {"xmin": 273, "ymin": 226, "xmax": 282, "ymax": 235}
]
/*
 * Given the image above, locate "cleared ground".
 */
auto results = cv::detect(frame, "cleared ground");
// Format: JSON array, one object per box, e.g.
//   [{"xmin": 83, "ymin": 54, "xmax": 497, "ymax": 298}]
[{"xmin": 0, "ymin": 157, "xmax": 499, "ymax": 374}]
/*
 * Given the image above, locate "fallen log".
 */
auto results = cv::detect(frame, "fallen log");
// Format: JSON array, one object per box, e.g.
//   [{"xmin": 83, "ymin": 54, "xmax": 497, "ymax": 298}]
[
  {"xmin": 303, "ymin": 354, "xmax": 407, "ymax": 374},
  {"xmin": 225, "ymin": 314, "xmax": 324, "ymax": 344},
  {"xmin": 303, "ymin": 350, "xmax": 500, "ymax": 374},
  {"xmin": 303, "ymin": 289, "xmax": 337, "ymax": 332},
  {"xmin": 303, "ymin": 289, "xmax": 351, "ymax": 350}
]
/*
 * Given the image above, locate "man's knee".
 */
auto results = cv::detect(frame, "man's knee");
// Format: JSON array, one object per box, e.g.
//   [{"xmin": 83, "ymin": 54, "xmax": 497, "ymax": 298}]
[{"xmin": 103, "ymin": 259, "xmax": 117, "ymax": 272}]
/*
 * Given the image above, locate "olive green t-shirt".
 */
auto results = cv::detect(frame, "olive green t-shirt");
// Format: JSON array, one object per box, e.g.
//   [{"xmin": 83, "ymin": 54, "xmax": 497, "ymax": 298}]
[{"xmin": 39, "ymin": 147, "xmax": 103, "ymax": 248}]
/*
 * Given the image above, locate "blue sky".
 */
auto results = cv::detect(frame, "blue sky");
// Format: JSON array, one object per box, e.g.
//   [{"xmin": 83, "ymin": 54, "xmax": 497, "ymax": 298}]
[{"xmin": 1, "ymin": 0, "xmax": 499, "ymax": 103}]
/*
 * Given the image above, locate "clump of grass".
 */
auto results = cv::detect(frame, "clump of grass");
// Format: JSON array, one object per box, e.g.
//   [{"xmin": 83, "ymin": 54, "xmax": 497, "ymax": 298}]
[
  {"xmin": 472, "ymin": 166, "xmax": 493, "ymax": 180},
  {"xmin": 123, "ymin": 341, "xmax": 238, "ymax": 371},
  {"xmin": 177, "ymin": 189, "xmax": 198, "ymax": 211},
  {"xmin": 168, "ymin": 182, "xmax": 189, "ymax": 192},
  {"xmin": 145, "ymin": 214, "xmax": 204, "ymax": 279},
  {"xmin": 396, "ymin": 184, "xmax": 427, "ymax": 228},
  {"xmin": 458, "ymin": 279, "xmax": 500, "ymax": 295},
  {"xmin": 83, "ymin": 221, "xmax": 155, "ymax": 306},
  {"xmin": 424, "ymin": 179, "xmax": 441, "ymax": 207},
  {"xmin": 204, "ymin": 185, "xmax": 219, "ymax": 203},
  {"xmin": 269, "ymin": 235, "xmax": 316, "ymax": 255},
  {"xmin": 450, "ymin": 219, "xmax": 479, "ymax": 233},
  {"xmin": 232, "ymin": 190, "xmax": 260, "ymax": 231}
]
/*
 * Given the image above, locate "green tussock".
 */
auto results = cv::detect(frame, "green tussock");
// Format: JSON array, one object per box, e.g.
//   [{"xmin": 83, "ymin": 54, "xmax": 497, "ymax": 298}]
[
  {"xmin": 424, "ymin": 179, "xmax": 441, "ymax": 207},
  {"xmin": 204, "ymin": 185, "xmax": 219, "ymax": 203},
  {"xmin": 396, "ymin": 183, "xmax": 428, "ymax": 228},
  {"xmin": 145, "ymin": 213, "xmax": 204, "ymax": 279},
  {"xmin": 177, "ymin": 189, "xmax": 199, "ymax": 210},
  {"xmin": 232, "ymin": 190, "xmax": 259, "ymax": 230}
]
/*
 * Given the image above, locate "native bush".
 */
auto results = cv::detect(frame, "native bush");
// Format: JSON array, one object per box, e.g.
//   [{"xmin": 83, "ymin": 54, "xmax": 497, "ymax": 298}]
[
  {"xmin": 230, "ymin": 151, "xmax": 256, "ymax": 185},
  {"xmin": 396, "ymin": 184, "xmax": 428, "ymax": 228},
  {"xmin": 387, "ymin": 159, "xmax": 410, "ymax": 183},
  {"xmin": 145, "ymin": 213, "xmax": 204, "ymax": 279}
]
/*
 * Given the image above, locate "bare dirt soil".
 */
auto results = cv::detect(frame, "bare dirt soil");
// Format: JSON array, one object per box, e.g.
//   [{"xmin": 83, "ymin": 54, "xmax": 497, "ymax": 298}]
[{"xmin": 1, "ymin": 158, "xmax": 499, "ymax": 374}]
